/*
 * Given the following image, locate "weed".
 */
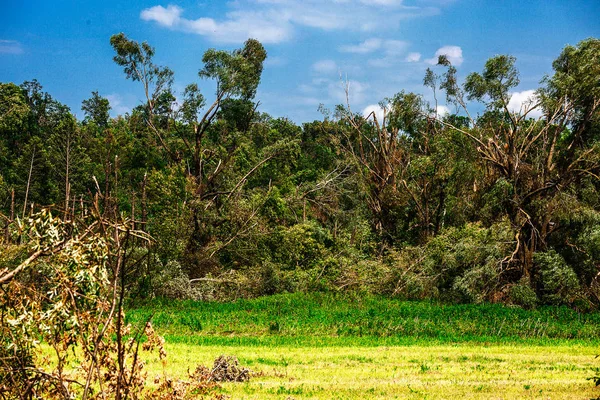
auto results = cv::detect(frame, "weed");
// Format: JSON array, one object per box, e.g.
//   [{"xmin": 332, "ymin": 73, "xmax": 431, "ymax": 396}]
[{"xmin": 269, "ymin": 320, "xmax": 281, "ymax": 333}]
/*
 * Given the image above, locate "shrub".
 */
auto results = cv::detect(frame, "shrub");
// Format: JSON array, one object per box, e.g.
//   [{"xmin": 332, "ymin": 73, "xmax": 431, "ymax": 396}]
[
  {"xmin": 453, "ymin": 262, "xmax": 500, "ymax": 303},
  {"xmin": 271, "ymin": 222, "xmax": 331, "ymax": 270},
  {"xmin": 534, "ymin": 250, "xmax": 580, "ymax": 305},
  {"xmin": 415, "ymin": 222, "xmax": 512, "ymax": 302},
  {"xmin": 508, "ymin": 280, "xmax": 539, "ymax": 309},
  {"xmin": 154, "ymin": 260, "xmax": 195, "ymax": 299}
]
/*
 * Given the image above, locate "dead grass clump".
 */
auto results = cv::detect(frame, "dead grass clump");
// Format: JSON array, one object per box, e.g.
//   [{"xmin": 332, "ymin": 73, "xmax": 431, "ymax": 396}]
[{"xmin": 208, "ymin": 356, "xmax": 250, "ymax": 382}]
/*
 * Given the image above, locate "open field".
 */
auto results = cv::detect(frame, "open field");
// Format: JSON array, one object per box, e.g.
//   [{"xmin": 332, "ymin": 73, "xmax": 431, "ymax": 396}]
[
  {"xmin": 126, "ymin": 293, "xmax": 600, "ymax": 398},
  {"xmin": 146, "ymin": 342, "xmax": 598, "ymax": 399}
]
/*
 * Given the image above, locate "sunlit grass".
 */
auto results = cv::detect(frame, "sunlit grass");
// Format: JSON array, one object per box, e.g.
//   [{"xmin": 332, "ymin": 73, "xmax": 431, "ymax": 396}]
[
  {"xmin": 36, "ymin": 293, "xmax": 600, "ymax": 398},
  {"xmin": 123, "ymin": 293, "xmax": 600, "ymax": 398},
  {"xmin": 146, "ymin": 342, "xmax": 599, "ymax": 399}
]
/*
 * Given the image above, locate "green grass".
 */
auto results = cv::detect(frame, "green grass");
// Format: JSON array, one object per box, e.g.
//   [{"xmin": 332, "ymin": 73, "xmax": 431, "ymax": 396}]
[
  {"xmin": 127, "ymin": 292, "xmax": 600, "ymax": 346},
  {"xmin": 126, "ymin": 293, "xmax": 600, "ymax": 398}
]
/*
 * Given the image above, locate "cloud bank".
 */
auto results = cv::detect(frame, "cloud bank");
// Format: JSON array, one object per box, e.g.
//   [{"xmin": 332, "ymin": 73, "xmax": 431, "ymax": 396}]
[{"xmin": 141, "ymin": 1, "xmax": 447, "ymax": 44}]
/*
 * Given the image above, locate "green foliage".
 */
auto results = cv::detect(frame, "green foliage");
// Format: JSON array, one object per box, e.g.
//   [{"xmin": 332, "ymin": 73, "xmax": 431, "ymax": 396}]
[
  {"xmin": 464, "ymin": 55, "xmax": 519, "ymax": 108},
  {"xmin": 272, "ymin": 222, "xmax": 330, "ymax": 270},
  {"xmin": 453, "ymin": 262, "xmax": 500, "ymax": 304},
  {"xmin": 200, "ymin": 38, "xmax": 267, "ymax": 100},
  {"xmin": 534, "ymin": 250, "xmax": 581, "ymax": 306},
  {"xmin": 1, "ymin": 211, "xmax": 110, "ymax": 397},
  {"xmin": 387, "ymin": 91, "xmax": 426, "ymax": 136},
  {"xmin": 541, "ymin": 38, "xmax": 600, "ymax": 132},
  {"xmin": 81, "ymin": 90, "xmax": 110, "ymax": 127},
  {"xmin": 509, "ymin": 280, "xmax": 539, "ymax": 309},
  {"xmin": 180, "ymin": 83, "xmax": 205, "ymax": 124},
  {"xmin": 0, "ymin": 82, "xmax": 28, "ymax": 134},
  {"xmin": 2, "ymin": 36, "xmax": 600, "ymax": 310},
  {"xmin": 418, "ymin": 222, "xmax": 513, "ymax": 302},
  {"xmin": 110, "ymin": 32, "xmax": 174, "ymax": 91}
]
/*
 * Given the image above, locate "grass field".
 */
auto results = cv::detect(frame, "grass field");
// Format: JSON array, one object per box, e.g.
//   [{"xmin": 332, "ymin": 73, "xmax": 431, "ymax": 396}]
[{"xmin": 127, "ymin": 293, "xmax": 600, "ymax": 399}]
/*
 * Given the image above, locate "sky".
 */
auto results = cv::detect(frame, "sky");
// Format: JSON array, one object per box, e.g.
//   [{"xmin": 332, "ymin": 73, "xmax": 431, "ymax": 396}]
[{"xmin": 1, "ymin": 0, "xmax": 599, "ymax": 123}]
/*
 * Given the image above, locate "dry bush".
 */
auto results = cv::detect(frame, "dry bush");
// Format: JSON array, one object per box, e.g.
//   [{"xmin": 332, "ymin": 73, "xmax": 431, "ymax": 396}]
[{"xmin": 0, "ymin": 210, "xmax": 232, "ymax": 400}]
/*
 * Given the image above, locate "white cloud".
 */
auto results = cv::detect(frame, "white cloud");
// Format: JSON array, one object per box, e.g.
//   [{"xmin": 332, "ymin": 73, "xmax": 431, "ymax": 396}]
[
  {"xmin": 362, "ymin": 103, "xmax": 388, "ymax": 123},
  {"xmin": 436, "ymin": 105, "xmax": 450, "ymax": 117},
  {"xmin": 508, "ymin": 90, "xmax": 542, "ymax": 118},
  {"xmin": 358, "ymin": 39, "xmax": 410, "ymax": 68},
  {"xmin": 383, "ymin": 40, "xmax": 409, "ymax": 56},
  {"xmin": 141, "ymin": 1, "xmax": 448, "ymax": 44},
  {"xmin": 141, "ymin": 6, "xmax": 292, "ymax": 43},
  {"xmin": 312, "ymin": 59, "xmax": 338, "ymax": 74},
  {"xmin": 340, "ymin": 38, "xmax": 408, "ymax": 55},
  {"xmin": 425, "ymin": 45, "xmax": 463, "ymax": 66},
  {"xmin": 0, "ymin": 40, "xmax": 24, "ymax": 54},
  {"xmin": 140, "ymin": 5, "xmax": 182, "ymax": 27},
  {"xmin": 340, "ymin": 38, "xmax": 382, "ymax": 53},
  {"xmin": 405, "ymin": 52, "xmax": 421, "ymax": 62}
]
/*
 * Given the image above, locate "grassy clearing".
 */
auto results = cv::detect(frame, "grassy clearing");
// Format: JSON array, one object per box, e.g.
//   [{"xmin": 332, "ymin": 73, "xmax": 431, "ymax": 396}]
[
  {"xmin": 147, "ymin": 343, "xmax": 598, "ymax": 399},
  {"xmin": 126, "ymin": 293, "xmax": 600, "ymax": 398}
]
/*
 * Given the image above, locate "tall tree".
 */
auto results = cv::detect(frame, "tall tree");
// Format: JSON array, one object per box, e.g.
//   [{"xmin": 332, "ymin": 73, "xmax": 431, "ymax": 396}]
[
  {"xmin": 111, "ymin": 34, "xmax": 285, "ymax": 276},
  {"xmin": 437, "ymin": 39, "xmax": 600, "ymax": 284},
  {"xmin": 81, "ymin": 91, "xmax": 111, "ymax": 128}
]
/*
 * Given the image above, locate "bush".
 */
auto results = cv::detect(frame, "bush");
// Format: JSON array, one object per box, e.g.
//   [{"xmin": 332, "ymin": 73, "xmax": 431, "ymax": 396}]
[
  {"xmin": 534, "ymin": 250, "xmax": 580, "ymax": 305},
  {"xmin": 383, "ymin": 247, "xmax": 437, "ymax": 299},
  {"xmin": 271, "ymin": 222, "xmax": 331, "ymax": 270},
  {"xmin": 509, "ymin": 280, "xmax": 539, "ymax": 309},
  {"xmin": 453, "ymin": 262, "xmax": 500, "ymax": 303},
  {"xmin": 414, "ymin": 222, "xmax": 512, "ymax": 302},
  {"xmin": 154, "ymin": 260, "xmax": 195, "ymax": 299}
]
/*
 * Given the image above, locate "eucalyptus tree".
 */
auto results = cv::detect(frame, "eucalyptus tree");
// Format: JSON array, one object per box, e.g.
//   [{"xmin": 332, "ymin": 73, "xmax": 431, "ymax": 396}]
[
  {"xmin": 110, "ymin": 33, "xmax": 294, "ymax": 276},
  {"xmin": 436, "ymin": 39, "xmax": 600, "ymax": 285},
  {"xmin": 337, "ymin": 87, "xmax": 475, "ymax": 246},
  {"xmin": 81, "ymin": 91, "xmax": 111, "ymax": 128},
  {"xmin": 110, "ymin": 33, "xmax": 266, "ymax": 193}
]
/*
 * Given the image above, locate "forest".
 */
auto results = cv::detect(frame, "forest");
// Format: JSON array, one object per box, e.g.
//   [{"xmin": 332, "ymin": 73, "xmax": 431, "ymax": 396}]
[{"xmin": 0, "ymin": 34, "xmax": 599, "ymax": 399}]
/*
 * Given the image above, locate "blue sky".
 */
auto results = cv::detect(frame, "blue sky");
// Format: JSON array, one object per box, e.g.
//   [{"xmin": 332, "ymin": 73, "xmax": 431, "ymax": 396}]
[{"xmin": 2, "ymin": 0, "xmax": 599, "ymax": 122}]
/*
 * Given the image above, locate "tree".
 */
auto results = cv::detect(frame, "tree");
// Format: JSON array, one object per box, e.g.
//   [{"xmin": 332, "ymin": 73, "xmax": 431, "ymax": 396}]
[
  {"xmin": 47, "ymin": 111, "xmax": 90, "ymax": 219},
  {"xmin": 335, "ymin": 92, "xmax": 411, "ymax": 242},
  {"xmin": 437, "ymin": 39, "xmax": 600, "ymax": 285},
  {"xmin": 111, "ymin": 34, "xmax": 296, "ymax": 277},
  {"xmin": 81, "ymin": 91, "xmax": 111, "ymax": 128},
  {"xmin": 110, "ymin": 33, "xmax": 175, "ymax": 161},
  {"xmin": 336, "ymin": 86, "xmax": 475, "ymax": 245},
  {"xmin": 109, "ymin": 33, "xmax": 267, "ymax": 191}
]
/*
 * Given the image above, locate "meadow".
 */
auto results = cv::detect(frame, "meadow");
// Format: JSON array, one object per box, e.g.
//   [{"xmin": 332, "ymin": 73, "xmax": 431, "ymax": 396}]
[{"xmin": 127, "ymin": 293, "xmax": 600, "ymax": 399}]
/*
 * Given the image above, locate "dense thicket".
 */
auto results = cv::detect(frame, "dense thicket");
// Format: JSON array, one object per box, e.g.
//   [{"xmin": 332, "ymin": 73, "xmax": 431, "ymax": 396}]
[{"xmin": 1, "ymin": 36, "xmax": 599, "ymax": 309}]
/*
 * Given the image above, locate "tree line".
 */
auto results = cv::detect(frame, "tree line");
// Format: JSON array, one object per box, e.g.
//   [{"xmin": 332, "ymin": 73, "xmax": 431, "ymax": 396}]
[{"xmin": 1, "ymin": 35, "xmax": 599, "ymax": 309}]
